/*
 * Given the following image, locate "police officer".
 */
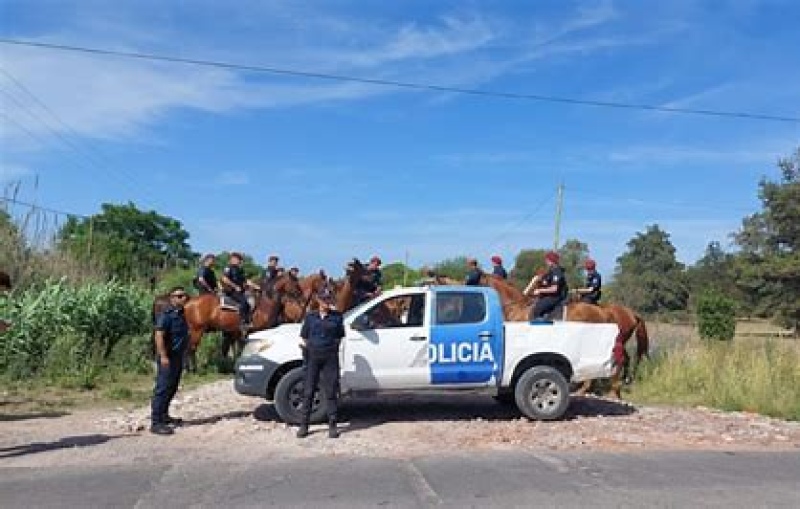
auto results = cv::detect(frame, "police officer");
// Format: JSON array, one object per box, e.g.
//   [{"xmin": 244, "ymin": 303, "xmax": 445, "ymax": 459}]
[
  {"xmin": 194, "ymin": 254, "xmax": 218, "ymax": 295},
  {"xmin": 297, "ymin": 289, "xmax": 346, "ymax": 439},
  {"xmin": 576, "ymin": 258, "xmax": 602, "ymax": 304},
  {"xmin": 222, "ymin": 252, "xmax": 252, "ymax": 327},
  {"xmin": 529, "ymin": 251, "xmax": 568, "ymax": 320},
  {"xmin": 464, "ymin": 258, "xmax": 483, "ymax": 285},
  {"xmin": 366, "ymin": 256, "xmax": 383, "ymax": 294},
  {"xmin": 261, "ymin": 255, "xmax": 280, "ymax": 297},
  {"xmin": 150, "ymin": 286, "xmax": 190, "ymax": 436},
  {"xmin": 490, "ymin": 255, "xmax": 508, "ymax": 279}
]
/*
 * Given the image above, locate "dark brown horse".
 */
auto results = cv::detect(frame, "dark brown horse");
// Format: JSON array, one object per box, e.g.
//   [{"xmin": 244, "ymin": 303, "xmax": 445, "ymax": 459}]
[{"xmin": 479, "ymin": 273, "xmax": 649, "ymax": 398}]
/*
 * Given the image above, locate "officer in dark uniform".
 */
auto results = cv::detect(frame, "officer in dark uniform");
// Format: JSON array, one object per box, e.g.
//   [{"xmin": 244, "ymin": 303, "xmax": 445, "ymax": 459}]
[
  {"xmin": 530, "ymin": 251, "xmax": 569, "ymax": 320},
  {"xmin": 576, "ymin": 259, "xmax": 602, "ymax": 304},
  {"xmin": 464, "ymin": 258, "xmax": 483, "ymax": 285},
  {"xmin": 366, "ymin": 256, "xmax": 383, "ymax": 293},
  {"xmin": 150, "ymin": 286, "xmax": 190, "ymax": 436},
  {"xmin": 261, "ymin": 255, "xmax": 280, "ymax": 298},
  {"xmin": 297, "ymin": 289, "xmax": 346, "ymax": 439},
  {"xmin": 491, "ymin": 255, "xmax": 508, "ymax": 279},
  {"xmin": 195, "ymin": 254, "xmax": 218, "ymax": 295},
  {"xmin": 222, "ymin": 252, "xmax": 251, "ymax": 327}
]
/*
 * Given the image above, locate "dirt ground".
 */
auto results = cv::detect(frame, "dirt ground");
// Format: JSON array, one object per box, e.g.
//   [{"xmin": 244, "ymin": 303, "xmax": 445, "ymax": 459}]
[{"xmin": 2, "ymin": 379, "xmax": 799, "ymax": 468}]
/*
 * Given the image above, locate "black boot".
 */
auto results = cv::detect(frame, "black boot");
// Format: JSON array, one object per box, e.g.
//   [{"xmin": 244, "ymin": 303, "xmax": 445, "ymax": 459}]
[
  {"xmin": 328, "ymin": 417, "xmax": 339, "ymax": 439},
  {"xmin": 296, "ymin": 423, "xmax": 309, "ymax": 438}
]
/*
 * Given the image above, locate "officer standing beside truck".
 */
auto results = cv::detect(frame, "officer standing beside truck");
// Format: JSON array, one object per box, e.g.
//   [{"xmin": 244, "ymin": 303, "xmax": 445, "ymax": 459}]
[{"xmin": 296, "ymin": 289, "xmax": 346, "ymax": 439}]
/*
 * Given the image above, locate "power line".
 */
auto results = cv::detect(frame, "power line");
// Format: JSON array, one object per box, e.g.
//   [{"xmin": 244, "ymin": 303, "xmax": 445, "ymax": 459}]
[
  {"xmin": 486, "ymin": 190, "xmax": 557, "ymax": 251},
  {"xmin": 1, "ymin": 38, "xmax": 799, "ymax": 124},
  {"xmin": 0, "ymin": 195, "xmax": 90, "ymax": 219},
  {"xmin": 0, "ymin": 67, "xmax": 149, "ymax": 199}
]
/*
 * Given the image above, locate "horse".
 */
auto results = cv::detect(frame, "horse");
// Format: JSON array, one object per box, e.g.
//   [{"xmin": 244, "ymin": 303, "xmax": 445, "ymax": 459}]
[
  {"xmin": 479, "ymin": 273, "xmax": 649, "ymax": 399},
  {"xmin": 151, "ymin": 273, "xmax": 305, "ymax": 371}
]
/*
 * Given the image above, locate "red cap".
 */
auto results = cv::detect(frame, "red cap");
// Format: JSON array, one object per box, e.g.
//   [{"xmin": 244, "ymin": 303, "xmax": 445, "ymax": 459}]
[
  {"xmin": 370, "ymin": 256, "xmax": 382, "ymax": 264},
  {"xmin": 584, "ymin": 259, "xmax": 596, "ymax": 270},
  {"xmin": 491, "ymin": 255, "xmax": 502, "ymax": 264},
  {"xmin": 545, "ymin": 251, "xmax": 560, "ymax": 264},
  {"xmin": 230, "ymin": 252, "xmax": 243, "ymax": 260}
]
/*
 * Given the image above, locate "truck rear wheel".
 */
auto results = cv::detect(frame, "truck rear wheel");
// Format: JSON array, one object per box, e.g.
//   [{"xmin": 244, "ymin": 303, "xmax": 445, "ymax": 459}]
[
  {"xmin": 514, "ymin": 365, "xmax": 570, "ymax": 421},
  {"xmin": 273, "ymin": 367, "xmax": 328, "ymax": 425}
]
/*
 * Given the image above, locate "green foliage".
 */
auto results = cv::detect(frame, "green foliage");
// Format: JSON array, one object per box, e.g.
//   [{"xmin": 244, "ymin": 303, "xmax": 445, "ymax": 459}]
[
  {"xmin": 630, "ymin": 339, "xmax": 800, "ymax": 421},
  {"xmin": 613, "ymin": 225, "xmax": 689, "ymax": 313},
  {"xmin": 433, "ymin": 256, "xmax": 470, "ymax": 281},
  {"xmin": 381, "ymin": 262, "xmax": 420, "ymax": 288},
  {"xmin": 559, "ymin": 239, "xmax": 589, "ymax": 289},
  {"xmin": 509, "ymin": 249, "xmax": 547, "ymax": 289},
  {"xmin": 733, "ymin": 148, "xmax": 800, "ymax": 331},
  {"xmin": 696, "ymin": 292, "xmax": 736, "ymax": 341},
  {"xmin": 58, "ymin": 202, "xmax": 196, "ymax": 282},
  {"xmin": 0, "ymin": 279, "xmax": 151, "ymax": 379}
]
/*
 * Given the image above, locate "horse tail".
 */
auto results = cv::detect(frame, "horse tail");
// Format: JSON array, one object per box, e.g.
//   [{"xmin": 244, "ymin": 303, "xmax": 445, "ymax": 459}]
[{"xmin": 634, "ymin": 315, "xmax": 650, "ymax": 361}]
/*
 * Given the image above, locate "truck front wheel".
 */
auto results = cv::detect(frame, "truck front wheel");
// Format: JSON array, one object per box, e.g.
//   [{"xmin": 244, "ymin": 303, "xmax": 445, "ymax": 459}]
[
  {"xmin": 514, "ymin": 366, "xmax": 570, "ymax": 421},
  {"xmin": 273, "ymin": 367, "xmax": 328, "ymax": 425}
]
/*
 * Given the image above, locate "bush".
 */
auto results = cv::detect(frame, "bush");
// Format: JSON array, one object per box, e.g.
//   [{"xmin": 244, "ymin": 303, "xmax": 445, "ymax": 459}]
[{"xmin": 696, "ymin": 292, "xmax": 736, "ymax": 341}]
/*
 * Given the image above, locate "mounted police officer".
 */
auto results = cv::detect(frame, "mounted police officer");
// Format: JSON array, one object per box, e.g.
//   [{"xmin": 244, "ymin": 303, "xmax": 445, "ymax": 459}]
[
  {"xmin": 576, "ymin": 258, "xmax": 602, "ymax": 305},
  {"xmin": 222, "ymin": 252, "xmax": 252, "ymax": 328},
  {"xmin": 150, "ymin": 286, "xmax": 190, "ymax": 436},
  {"xmin": 464, "ymin": 258, "xmax": 483, "ymax": 285},
  {"xmin": 528, "ymin": 251, "xmax": 568, "ymax": 320},
  {"xmin": 194, "ymin": 254, "xmax": 218, "ymax": 295},
  {"xmin": 366, "ymin": 256, "xmax": 383, "ymax": 294},
  {"xmin": 261, "ymin": 255, "xmax": 280, "ymax": 298},
  {"xmin": 490, "ymin": 255, "xmax": 508, "ymax": 279},
  {"xmin": 297, "ymin": 289, "xmax": 346, "ymax": 439}
]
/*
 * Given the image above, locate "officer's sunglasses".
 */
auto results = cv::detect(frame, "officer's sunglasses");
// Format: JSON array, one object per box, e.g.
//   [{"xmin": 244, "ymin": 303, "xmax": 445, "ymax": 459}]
[{"xmin": 170, "ymin": 292, "xmax": 188, "ymax": 299}]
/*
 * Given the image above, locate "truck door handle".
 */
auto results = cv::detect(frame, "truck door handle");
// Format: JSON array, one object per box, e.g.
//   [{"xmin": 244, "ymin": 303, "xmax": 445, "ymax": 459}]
[
  {"xmin": 478, "ymin": 331, "xmax": 493, "ymax": 339},
  {"xmin": 409, "ymin": 335, "xmax": 427, "ymax": 342}
]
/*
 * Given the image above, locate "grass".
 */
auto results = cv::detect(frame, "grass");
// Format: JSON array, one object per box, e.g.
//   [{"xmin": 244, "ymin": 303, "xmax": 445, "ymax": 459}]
[
  {"xmin": 0, "ymin": 370, "xmax": 229, "ymax": 417},
  {"xmin": 627, "ymin": 335, "xmax": 800, "ymax": 421}
]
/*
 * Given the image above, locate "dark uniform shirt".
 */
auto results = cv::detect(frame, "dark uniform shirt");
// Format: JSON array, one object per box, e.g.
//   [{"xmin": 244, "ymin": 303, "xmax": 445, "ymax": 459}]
[
  {"xmin": 155, "ymin": 306, "xmax": 189, "ymax": 353},
  {"xmin": 300, "ymin": 311, "xmax": 345, "ymax": 354},
  {"xmin": 367, "ymin": 268, "xmax": 382, "ymax": 289},
  {"xmin": 542, "ymin": 266, "xmax": 569, "ymax": 300},
  {"xmin": 224, "ymin": 265, "xmax": 246, "ymax": 289},
  {"xmin": 584, "ymin": 272, "xmax": 602, "ymax": 302},
  {"xmin": 196, "ymin": 266, "xmax": 217, "ymax": 292},
  {"xmin": 464, "ymin": 268, "xmax": 483, "ymax": 286},
  {"xmin": 492, "ymin": 265, "xmax": 508, "ymax": 279}
]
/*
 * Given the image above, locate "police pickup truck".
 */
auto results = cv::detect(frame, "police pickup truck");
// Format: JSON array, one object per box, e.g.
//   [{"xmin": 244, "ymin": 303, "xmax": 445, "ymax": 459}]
[{"xmin": 234, "ymin": 285, "xmax": 617, "ymax": 423}]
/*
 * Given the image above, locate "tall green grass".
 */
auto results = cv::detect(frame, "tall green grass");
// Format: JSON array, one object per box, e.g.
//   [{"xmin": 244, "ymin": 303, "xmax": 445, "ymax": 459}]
[{"xmin": 630, "ymin": 338, "xmax": 800, "ymax": 421}]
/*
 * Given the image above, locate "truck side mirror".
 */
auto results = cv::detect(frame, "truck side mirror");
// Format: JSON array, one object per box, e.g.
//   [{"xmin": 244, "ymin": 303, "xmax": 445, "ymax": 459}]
[{"xmin": 351, "ymin": 314, "xmax": 371, "ymax": 331}]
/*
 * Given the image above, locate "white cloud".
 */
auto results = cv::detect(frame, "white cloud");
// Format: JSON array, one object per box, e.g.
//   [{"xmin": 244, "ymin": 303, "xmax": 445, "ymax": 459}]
[{"xmin": 214, "ymin": 171, "xmax": 249, "ymax": 186}]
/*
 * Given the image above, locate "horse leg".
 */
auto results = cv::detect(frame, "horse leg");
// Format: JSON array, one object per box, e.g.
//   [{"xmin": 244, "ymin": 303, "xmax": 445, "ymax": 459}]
[{"xmin": 573, "ymin": 379, "xmax": 592, "ymax": 396}]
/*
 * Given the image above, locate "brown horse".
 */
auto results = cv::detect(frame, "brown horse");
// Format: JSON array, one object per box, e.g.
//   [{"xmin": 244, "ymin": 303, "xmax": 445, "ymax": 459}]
[
  {"xmin": 152, "ymin": 273, "xmax": 305, "ymax": 370},
  {"xmin": 479, "ymin": 273, "xmax": 649, "ymax": 398}
]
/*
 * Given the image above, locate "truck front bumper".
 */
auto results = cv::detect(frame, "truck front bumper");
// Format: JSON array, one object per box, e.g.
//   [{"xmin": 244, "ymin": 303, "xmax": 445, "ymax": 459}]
[{"xmin": 234, "ymin": 355, "xmax": 280, "ymax": 398}]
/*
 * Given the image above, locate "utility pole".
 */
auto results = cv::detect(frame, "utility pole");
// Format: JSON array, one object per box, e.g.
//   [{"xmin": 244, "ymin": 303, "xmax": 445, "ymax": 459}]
[
  {"xmin": 553, "ymin": 183, "xmax": 564, "ymax": 251},
  {"xmin": 403, "ymin": 250, "xmax": 409, "ymax": 286}
]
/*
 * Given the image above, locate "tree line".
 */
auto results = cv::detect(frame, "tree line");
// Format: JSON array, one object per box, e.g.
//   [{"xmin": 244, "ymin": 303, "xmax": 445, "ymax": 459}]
[{"xmin": 2, "ymin": 148, "xmax": 798, "ymax": 331}]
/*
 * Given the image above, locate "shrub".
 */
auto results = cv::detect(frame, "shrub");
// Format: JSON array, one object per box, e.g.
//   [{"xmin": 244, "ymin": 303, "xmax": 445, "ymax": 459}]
[{"xmin": 696, "ymin": 292, "xmax": 736, "ymax": 341}]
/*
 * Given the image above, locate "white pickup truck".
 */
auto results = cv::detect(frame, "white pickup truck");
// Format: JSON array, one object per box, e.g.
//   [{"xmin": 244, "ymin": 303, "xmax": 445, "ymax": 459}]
[{"xmin": 234, "ymin": 285, "xmax": 617, "ymax": 423}]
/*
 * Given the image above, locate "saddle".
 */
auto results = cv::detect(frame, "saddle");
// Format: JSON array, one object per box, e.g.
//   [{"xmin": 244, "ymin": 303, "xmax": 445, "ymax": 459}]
[{"xmin": 219, "ymin": 295, "xmax": 240, "ymax": 312}]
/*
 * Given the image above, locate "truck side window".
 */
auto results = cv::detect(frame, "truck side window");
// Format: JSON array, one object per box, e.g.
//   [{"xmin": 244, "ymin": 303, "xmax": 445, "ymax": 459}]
[
  {"xmin": 435, "ymin": 292, "xmax": 486, "ymax": 325},
  {"xmin": 365, "ymin": 294, "xmax": 425, "ymax": 329}
]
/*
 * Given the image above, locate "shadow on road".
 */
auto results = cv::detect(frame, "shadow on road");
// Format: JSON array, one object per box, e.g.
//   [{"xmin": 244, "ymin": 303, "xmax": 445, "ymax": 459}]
[
  {"xmin": 248, "ymin": 392, "xmax": 637, "ymax": 434},
  {"xmin": 0, "ymin": 434, "xmax": 127, "ymax": 459},
  {"xmin": 181, "ymin": 410, "xmax": 252, "ymax": 427},
  {"xmin": 0, "ymin": 411, "xmax": 71, "ymax": 422}
]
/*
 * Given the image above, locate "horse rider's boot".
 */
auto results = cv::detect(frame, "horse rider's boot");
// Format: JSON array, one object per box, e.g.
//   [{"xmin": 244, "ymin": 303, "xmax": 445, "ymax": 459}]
[{"xmin": 328, "ymin": 416, "xmax": 339, "ymax": 439}]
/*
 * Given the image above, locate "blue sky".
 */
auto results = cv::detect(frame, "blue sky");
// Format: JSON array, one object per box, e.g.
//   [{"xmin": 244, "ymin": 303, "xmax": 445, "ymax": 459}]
[{"xmin": 2, "ymin": 0, "xmax": 799, "ymax": 277}]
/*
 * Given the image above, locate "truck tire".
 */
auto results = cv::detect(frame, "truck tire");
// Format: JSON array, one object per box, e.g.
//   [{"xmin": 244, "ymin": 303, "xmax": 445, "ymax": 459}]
[
  {"xmin": 273, "ymin": 367, "xmax": 328, "ymax": 425},
  {"xmin": 514, "ymin": 365, "xmax": 570, "ymax": 421}
]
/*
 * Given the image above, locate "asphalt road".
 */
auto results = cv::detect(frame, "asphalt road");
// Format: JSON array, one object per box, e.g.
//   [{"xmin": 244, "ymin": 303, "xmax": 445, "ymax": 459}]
[{"xmin": 1, "ymin": 450, "xmax": 798, "ymax": 508}]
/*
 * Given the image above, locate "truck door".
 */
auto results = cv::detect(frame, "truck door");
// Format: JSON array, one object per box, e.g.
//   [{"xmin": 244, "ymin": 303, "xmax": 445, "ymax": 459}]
[
  {"xmin": 341, "ymin": 292, "xmax": 430, "ymax": 390},
  {"xmin": 429, "ymin": 290, "xmax": 504, "ymax": 385}
]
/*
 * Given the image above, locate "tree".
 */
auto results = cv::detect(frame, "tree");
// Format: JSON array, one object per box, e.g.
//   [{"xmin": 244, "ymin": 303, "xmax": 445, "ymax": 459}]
[
  {"xmin": 613, "ymin": 225, "xmax": 688, "ymax": 313},
  {"xmin": 686, "ymin": 241, "xmax": 740, "ymax": 304},
  {"xmin": 58, "ymin": 202, "xmax": 195, "ymax": 282},
  {"xmin": 733, "ymin": 148, "xmax": 800, "ymax": 331},
  {"xmin": 433, "ymin": 256, "xmax": 470, "ymax": 281},
  {"xmin": 509, "ymin": 249, "xmax": 547, "ymax": 289},
  {"xmin": 559, "ymin": 239, "xmax": 590, "ymax": 290},
  {"xmin": 381, "ymin": 262, "xmax": 420, "ymax": 288}
]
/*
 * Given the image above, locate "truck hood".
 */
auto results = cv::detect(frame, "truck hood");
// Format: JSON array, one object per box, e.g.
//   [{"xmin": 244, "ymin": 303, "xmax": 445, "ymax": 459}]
[{"xmin": 242, "ymin": 324, "xmax": 304, "ymax": 359}]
